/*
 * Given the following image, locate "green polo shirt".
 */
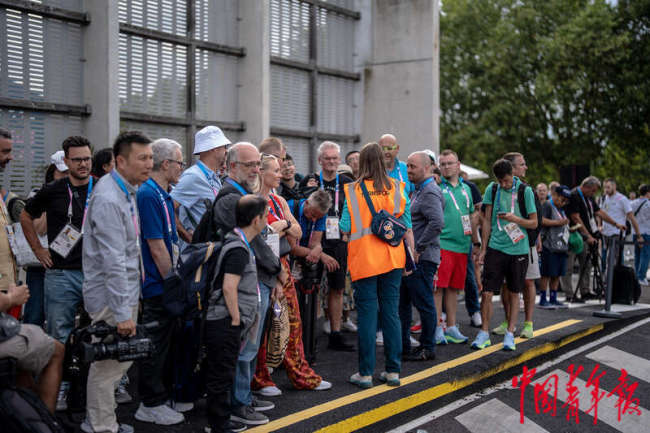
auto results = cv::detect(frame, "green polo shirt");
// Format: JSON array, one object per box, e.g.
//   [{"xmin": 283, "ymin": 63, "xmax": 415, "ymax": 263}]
[
  {"xmin": 483, "ymin": 178, "xmax": 537, "ymax": 256},
  {"xmin": 439, "ymin": 178, "xmax": 475, "ymax": 254}
]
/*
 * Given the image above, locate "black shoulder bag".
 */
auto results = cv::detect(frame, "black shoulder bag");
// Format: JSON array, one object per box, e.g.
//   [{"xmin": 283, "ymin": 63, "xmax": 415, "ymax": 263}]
[{"xmin": 359, "ymin": 181, "xmax": 407, "ymax": 247}]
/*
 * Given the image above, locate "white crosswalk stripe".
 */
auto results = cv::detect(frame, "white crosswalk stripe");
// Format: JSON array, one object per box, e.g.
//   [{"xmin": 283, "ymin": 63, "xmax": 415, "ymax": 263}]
[
  {"xmin": 534, "ymin": 369, "xmax": 648, "ymax": 433},
  {"xmin": 455, "ymin": 398, "xmax": 550, "ymax": 433},
  {"xmin": 586, "ymin": 345, "xmax": 650, "ymax": 383}
]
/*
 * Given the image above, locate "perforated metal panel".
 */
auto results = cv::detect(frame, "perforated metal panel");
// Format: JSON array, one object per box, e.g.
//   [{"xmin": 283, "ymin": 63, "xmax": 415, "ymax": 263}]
[
  {"xmin": 195, "ymin": 0, "xmax": 238, "ymax": 46},
  {"xmin": 316, "ymin": 8, "xmax": 355, "ymax": 71},
  {"xmin": 118, "ymin": 33, "xmax": 187, "ymax": 117},
  {"xmin": 0, "ymin": 109, "xmax": 82, "ymax": 195},
  {"xmin": 0, "ymin": 8, "xmax": 84, "ymax": 105},
  {"xmin": 279, "ymin": 136, "xmax": 311, "ymax": 176},
  {"xmin": 118, "ymin": 0, "xmax": 187, "ymax": 37},
  {"xmin": 120, "ymin": 120, "xmax": 187, "ymax": 151},
  {"xmin": 38, "ymin": 0, "xmax": 82, "ymax": 11},
  {"xmin": 317, "ymin": 75, "xmax": 355, "ymax": 135},
  {"xmin": 270, "ymin": 0, "xmax": 311, "ymax": 62},
  {"xmin": 195, "ymin": 50, "xmax": 238, "ymax": 122},
  {"xmin": 270, "ymin": 65, "xmax": 311, "ymax": 131}
]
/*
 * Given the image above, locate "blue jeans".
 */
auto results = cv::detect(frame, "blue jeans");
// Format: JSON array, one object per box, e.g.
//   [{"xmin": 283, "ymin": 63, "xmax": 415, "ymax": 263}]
[
  {"xmin": 354, "ymin": 268, "xmax": 402, "ymax": 377},
  {"xmin": 44, "ymin": 269, "xmax": 83, "ymax": 343},
  {"xmin": 464, "ymin": 243, "xmax": 480, "ymax": 315},
  {"xmin": 399, "ymin": 261, "xmax": 438, "ymax": 352},
  {"xmin": 635, "ymin": 234, "xmax": 650, "ymax": 281},
  {"xmin": 23, "ymin": 268, "xmax": 46, "ymax": 327},
  {"xmin": 231, "ymin": 281, "xmax": 271, "ymax": 408}
]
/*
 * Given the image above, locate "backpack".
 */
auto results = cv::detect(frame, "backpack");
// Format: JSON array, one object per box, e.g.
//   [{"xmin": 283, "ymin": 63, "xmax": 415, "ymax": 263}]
[
  {"xmin": 162, "ymin": 240, "xmax": 224, "ymax": 320},
  {"xmin": 0, "ymin": 358, "xmax": 66, "ymax": 433},
  {"xmin": 491, "ymin": 181, "xmax": 542, "ymax": 247},
  {"xmin": 191, "ymin": 198, "xmax": 221, "ymax": 243},
  {"xmin": 612, "ymin": 233, "xmax": 641, "ymax": 305}
]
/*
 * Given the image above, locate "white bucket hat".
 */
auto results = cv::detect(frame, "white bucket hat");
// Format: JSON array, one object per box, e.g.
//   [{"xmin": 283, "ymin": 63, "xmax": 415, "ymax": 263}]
[{"xmin": 193, "ymin": 126, "xmax": 231, "ymax": 155}]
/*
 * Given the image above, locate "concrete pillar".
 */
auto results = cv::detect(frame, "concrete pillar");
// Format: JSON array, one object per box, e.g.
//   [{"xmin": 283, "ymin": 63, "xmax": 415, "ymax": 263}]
[
  {"xmin": 82, "ymin": 0, "xmax": 120, "ymax": 149},
  {"xmin": 238, "ymin": 0, "xmax": 270, "ymax": 146},
  {"xmin": 361, "ymin": 0, "xmax": 437, "ymax": 160}
]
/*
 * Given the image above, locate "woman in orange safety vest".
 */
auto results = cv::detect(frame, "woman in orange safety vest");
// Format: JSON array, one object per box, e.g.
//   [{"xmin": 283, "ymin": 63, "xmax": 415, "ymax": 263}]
[{"xmin": 339, "ymin": 142, "xmax": 414, "ymax": 388}]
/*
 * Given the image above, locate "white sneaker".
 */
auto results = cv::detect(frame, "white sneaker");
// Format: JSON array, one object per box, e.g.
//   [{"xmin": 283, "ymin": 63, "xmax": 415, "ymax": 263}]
[
  {"xmin": 376, "ymin": 331, "xmax": 384, "ymax": 346},
  {"xmin": 314, "ymin": 380, "xmax": 332, "ymax": 391},
  {"xmin": 640, "ymin": 278, "xmax": 649, "ymax": 286},
  {"xmin": 255, "ymin": 385, "xmax": 282, "ymax": 397},
  {"xmin": 470, "ymin": 311, "xmax": 482, "ymax": 328},
  {"xmin": 81, "ymin": 419, "xmax": 134, "ymax": 433},
  {"xmin": 341, "ymin": 319, "xmax": 358, "ymax": 332},
  {"xmin": 135, "ymin": 403, "xmax": 184, "ymax": 425},
  {"xmin": 168, "ymin": 400, "xmax": 195, "ymax": 413},
  {"xmin": 323, "ymin": 320, "xmax": 331, "ymax": 334},
  {"xmin": 410, "ymin": 336, "xmax": 420, "ymax": 348}
]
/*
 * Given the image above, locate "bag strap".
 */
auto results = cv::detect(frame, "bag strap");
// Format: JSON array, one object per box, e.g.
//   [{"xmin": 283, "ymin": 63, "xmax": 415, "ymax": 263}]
[
  {"xmin": 194, "ymin": 242, "xmax": 216, "ymax": 284},
  {"xmin": 517, "ymin": 182, "xmax": 528, "ymax": 219},
  {"xmin": 359, "ymin": 181, "xmax": 378, "ymax": 217},
  {"xmin": 634, "ymin": 199, "xmax": 647, "ymax": 216}
]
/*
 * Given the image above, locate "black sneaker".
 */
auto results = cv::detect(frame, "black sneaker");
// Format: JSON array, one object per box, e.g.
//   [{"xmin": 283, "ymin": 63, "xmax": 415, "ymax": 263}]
[
  {"xmin": 403, "ymin": 347, "xmax": 436, "ymax": 362},
  {"xmin": 328, "ymin": 332, "xmax": 355, "ymax": 352},
  {"xmin": 581, "ymin": 292, "xmax": 598, "ymax": 301},
  {"xmin": 205, "ymin": 420, "xmax": 247, "ymax": 433},
  {"xmin": 251, "ymin": 396, "xmax": 274, "ymax": 412},
  {"xmin": 230, "ymin": 405, "xmax": 269, "ymax": 425}
]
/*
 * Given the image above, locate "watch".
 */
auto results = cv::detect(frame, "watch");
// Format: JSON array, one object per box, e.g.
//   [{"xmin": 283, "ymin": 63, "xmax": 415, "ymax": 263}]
[
  {"xmin": 285, "ymin": 220, "xmax": 292, "ymax": 231},
  {"xmin": 473, "ymin": 242, "xmax": 481, "ymax": 247}
]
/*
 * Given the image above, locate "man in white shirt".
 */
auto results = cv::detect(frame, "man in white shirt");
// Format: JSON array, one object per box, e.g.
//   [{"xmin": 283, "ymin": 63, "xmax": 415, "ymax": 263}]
[
  {"xmin": 599, "ymin": 178, "xmax": 642, "ymax": 272},
  {"xmin": 632, "ymin": 184, "xmax": 650, "ymax": 284}
]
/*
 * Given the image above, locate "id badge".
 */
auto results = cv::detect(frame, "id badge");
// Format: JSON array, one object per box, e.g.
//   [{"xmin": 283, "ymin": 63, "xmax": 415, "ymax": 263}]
[
  {"xmin": 50, "ymin": 223, "xmax": 82, "ymax": 258},
  {"xmin": 504, "ymin": 222, "xmax": 525, "ymax": 244},
  {"xmin": 325, "ymin": 216, "xmax": 340, "ymax": 240},
  {"xmin": 461, "ymin": 214, "xmax": 472, "ymax": 236},
  {"xmin": 172, "ymin": 243, "xmax": 180, "ymax": 267},
  {"xmin": 589, "ymin": 217, "xmax": 598, "ymax": 233},
  {"xmin": 561, "ymin": 227, "xmax": 570, "ymax": 244},
  {"xmin": 266, "ymin": 232, "xmax": 280, "ymax": 257}
]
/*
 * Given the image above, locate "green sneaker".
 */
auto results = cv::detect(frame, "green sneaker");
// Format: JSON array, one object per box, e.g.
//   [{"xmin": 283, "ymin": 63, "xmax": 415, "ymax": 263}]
[
  {"xmin": 519, "ymin": 322, "xmax": 533, "ymax": 339},
  {"xmin": 492, "ymin": 320, "xmax": 508, "ymax": 335}
]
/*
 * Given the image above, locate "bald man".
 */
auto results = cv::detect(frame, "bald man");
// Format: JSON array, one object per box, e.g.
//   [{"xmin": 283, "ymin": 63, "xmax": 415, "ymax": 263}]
[{"xmin": 379, "ymin": 134, "xmax": 414, "ymax": 194}]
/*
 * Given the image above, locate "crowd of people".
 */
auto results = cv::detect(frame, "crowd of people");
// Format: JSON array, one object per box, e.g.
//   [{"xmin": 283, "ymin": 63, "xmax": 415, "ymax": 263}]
[{"xmin": 0, "ymin": 125, "xmax": 648, "ymax": 433}]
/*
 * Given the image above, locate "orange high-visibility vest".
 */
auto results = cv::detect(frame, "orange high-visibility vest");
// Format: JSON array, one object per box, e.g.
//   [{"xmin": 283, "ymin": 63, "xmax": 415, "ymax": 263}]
[{"xmin": 344, "ymin": 179, "xmax": 407, "ymax": 282}]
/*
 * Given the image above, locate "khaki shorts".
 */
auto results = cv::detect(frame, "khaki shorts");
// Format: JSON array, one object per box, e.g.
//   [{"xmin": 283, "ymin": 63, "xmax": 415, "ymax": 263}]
[{"xmin": 0, "ymin": 324, "xmax": 55, "ymax": 375}]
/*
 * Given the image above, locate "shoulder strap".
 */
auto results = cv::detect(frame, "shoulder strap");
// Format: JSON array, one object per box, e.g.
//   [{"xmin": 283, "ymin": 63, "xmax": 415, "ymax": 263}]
[
  {"xmin": 359, "ymin": 181, "xmax": 378, "ymax": 217},
  {"xmin": 634, "ymin": 199, "xmax": 647, "ymax": 216},
  {"xmin": 517, "ymin": 182, "xmax": 528, "ymax": 218},
  {"xmin": 491, "ymin": 182, "xmax": 498, "ymax": 204}
]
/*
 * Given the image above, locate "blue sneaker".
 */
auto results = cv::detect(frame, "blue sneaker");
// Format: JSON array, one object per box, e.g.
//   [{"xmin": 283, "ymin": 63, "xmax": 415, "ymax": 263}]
[
  {"xmin": 503, "ymin": 331, "xmax": 516, "ymax": 351},
  {"xmin": 538, "ymin": 298, "xmax": 556, "ymax": 309},
  {"xmin": 444, "ymin": 325, "xmax": 468, "ymax": 344},
  {"xmin": 471, "ymin": 330, "xmax": 491, "ymax": 350},
  {"xmin": 550, "ymin": 299, "xmax": 568, "ymax": 309},
  {"xmin": 435, "ymin": 326, "xmax": 447, "ymax": 345}
]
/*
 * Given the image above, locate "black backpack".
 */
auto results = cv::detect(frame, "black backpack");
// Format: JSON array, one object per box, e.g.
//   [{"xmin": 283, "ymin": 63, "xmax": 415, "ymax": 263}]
[
  {"xmin": 0, "ymin": 358, "xmax": 66, "ymax": 433},
  {"xmin": 191, "ymin": 198, "xmax": 221, "ymax": 243},
  {"xmin": 491, "ymin": 182, "xmax": 542, "ymax": 247}
]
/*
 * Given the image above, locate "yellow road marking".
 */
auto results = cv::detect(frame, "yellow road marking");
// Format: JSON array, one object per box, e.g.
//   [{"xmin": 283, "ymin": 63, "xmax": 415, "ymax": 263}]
[
  {"xmin": 249, "ymin": 319, "xmax": 584, "ymax": 432},
  {"xmin": 316, "ymin": 323, "xmax": 603, "ymax": 432}
]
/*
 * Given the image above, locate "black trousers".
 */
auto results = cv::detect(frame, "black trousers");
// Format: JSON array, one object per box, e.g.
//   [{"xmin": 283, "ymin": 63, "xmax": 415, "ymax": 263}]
[
  {"xmin": 206, "ymin": 318, "xmax": 242, "ymax": 433},
  {"xmin": 138, "ymin": 295, "xmax": 177, "ymax": 407}
]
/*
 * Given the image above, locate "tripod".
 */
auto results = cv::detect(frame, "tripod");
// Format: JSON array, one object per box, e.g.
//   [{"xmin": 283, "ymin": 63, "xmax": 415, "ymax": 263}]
[{"xmin": 569, "ymin": 240, "xmax": 606, "ymax": 302}]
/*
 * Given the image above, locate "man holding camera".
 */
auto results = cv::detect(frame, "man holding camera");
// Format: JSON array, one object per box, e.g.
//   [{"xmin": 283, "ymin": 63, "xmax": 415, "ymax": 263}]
[
  {"xmin": 133, "ymin": 139, "xmax": 185, "ymax": 425},
  {"xmin": 82, "ymin": 131, "xmax": 153, "ymax": 433}
]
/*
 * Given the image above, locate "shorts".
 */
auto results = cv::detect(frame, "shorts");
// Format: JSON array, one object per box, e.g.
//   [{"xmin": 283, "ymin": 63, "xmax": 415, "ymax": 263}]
[
  {"xmin": 482, "ymin": 247, "xmax": 529, "ymax": 294},
  {"xmin": 323, "ymin": 241, "xmax": 348, "ymax": 291},
  {"xmin": 435, "ymin": 249, "xmax": 468, "ymax": 290},
  {"xmin": 540, "ymin": 248, "xmax": 568, "ymax": 277},
  {"xmin": 525, "ymin": 247, "xmax": 541, "ymax": 280},
  {"xmin": 0, "ymin": 324, "xmax": 55, "ymax": 375}
]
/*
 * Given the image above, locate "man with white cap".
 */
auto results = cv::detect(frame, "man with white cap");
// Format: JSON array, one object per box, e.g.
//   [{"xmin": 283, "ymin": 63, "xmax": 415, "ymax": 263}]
[{"xmin": 171, "ymin": 126, "xmax": 231, "ymax": 245}]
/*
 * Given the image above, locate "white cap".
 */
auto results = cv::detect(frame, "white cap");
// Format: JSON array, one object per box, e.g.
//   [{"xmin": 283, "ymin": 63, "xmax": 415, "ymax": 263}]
[
  {"xmin": 50, "ymin": 150, "xmax": 68, "ymax": 172},
  {"xmin": 423, "ymin": 149, "xmax": 437, "ymax": 165},
  {"xmin": 193, "ymin": 126, "xmax": 231, "ymax": 155}
]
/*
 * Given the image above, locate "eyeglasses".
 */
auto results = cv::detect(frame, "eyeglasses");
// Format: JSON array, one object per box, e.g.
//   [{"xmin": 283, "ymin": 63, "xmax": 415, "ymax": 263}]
[
  {"xmin": 166, "ymin": 159, "xmax": 187, "ymax": 169},
  {"xmin": 235, "ymin": 160, "xmax": 261, "ymax": 168},
  {"xmin": 68, "ymin": 157, "xmax": 91, "ymax": 164},
  {"xmin": 381, "ymin": 145, "xmax": 398, "ymax": 151}
]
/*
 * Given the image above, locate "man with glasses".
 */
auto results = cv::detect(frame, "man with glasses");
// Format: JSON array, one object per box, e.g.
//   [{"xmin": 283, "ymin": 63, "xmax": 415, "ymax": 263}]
[
  {"xmin": 20, "ymin": 136, "xmax": 95, "ymax": 410},
  {"xmin": 171, "ymin": 126, "xmax": 230, "ymax": 246},
  {"xmin": 379, "ymin": 133, "xmax": 414, "ymax": 194},
  {"xmin": 134, "ymin": 139, "xmax": 186, "ymax": 425}
]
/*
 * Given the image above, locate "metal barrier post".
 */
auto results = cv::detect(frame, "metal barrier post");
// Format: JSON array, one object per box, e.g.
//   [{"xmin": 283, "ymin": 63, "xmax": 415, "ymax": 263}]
[{"xmin": 594, "ymin": 235, "xmax": 622, "ymax": 318}]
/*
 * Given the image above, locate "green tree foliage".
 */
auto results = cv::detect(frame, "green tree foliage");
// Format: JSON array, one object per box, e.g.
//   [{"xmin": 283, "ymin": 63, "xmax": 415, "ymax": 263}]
[{"xmin": 440, "ymin": 0, "xmax": 649, "ymax": 194}]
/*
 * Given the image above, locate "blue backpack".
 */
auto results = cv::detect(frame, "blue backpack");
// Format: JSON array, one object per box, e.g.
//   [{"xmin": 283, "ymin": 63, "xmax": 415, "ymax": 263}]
[{"xmin": 162, "ymin": 241, "xmax": 224, "ymax": 320}]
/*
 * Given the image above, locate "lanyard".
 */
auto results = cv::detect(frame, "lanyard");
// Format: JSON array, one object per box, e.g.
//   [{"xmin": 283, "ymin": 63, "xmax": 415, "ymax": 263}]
[
  {"xmin": 300, "ymin": 200, "xmax": 316, "ymax": 245},
  {"xmin": 413, "ymin": 177, "xmax": 433, "ymax": 201},
  {"xmin": 495, "ymin": 179, "xmax": 517, "ymax": 231},
  {"xmin": 111, "ymin": 171, "xmax": 144, "ymax": 283},
  {"xmin": 577, "ymin": 188, "xmax": 594, "ymax": 218},
  {"xmin": 145, "ymin": 179, "xmax": 173, "ymax": 235},
  {"xmin": 67, "ymin": 177, "xmax": 93, "ymax": 228},
  {"xmin": 442, "ymin": 178, "xmax": 470, "ymax": 212},
  {"xmin": 197, "ymin": 161, "xmax": 219, "ymax": 196},
  {"xmin": 226, "ymin": 178, "xmax": 248, "ymax": 196},
  {"xmin": 549, "ymin": 197, "xmax": 565, "ymax": 219},
  {"xmin": 319, "ymin": 171, "xmax": 339, "ymax": 216},
  {"xmin": 233, "ymin": 227, "xmax": 261, "ymax": 303}
]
